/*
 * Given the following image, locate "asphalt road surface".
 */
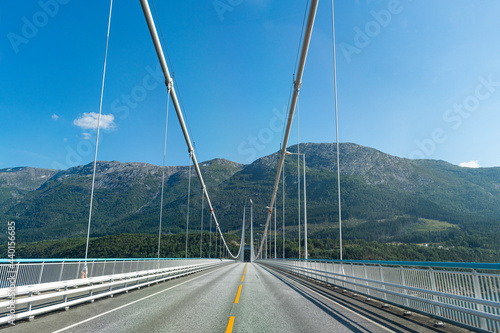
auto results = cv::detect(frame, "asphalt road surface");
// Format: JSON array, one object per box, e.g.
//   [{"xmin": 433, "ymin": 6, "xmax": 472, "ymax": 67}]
[{"xmin": 3, "ymin": 262, "xmax": 471, "ymax": 333}]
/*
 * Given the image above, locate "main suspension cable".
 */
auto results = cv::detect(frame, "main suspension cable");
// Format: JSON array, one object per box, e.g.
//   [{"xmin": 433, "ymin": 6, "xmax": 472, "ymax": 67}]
[
  {"xmin": 255, "ymin": 0, "xmax": 318, "ymax": 259},
  {"xmin": 141, "ymin": 0, "xmax": 243, "ymax": 259}
]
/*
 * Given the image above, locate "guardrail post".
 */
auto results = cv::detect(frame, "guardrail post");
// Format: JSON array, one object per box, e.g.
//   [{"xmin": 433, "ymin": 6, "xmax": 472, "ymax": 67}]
[
  {"xmin": 89, "ymin": 282, "xmax": 93, "ymax": 297},
  {"xmin": 400, "ymin": 266, "xmax": 409, "ymax": 307},
  {"xmin": 322, "ymin": 262, "xmax": 327, "ymax": 282},
  {"xmin": 63, "ymin": 286, "xmax": 68, "ymax": 303},
  {"xmin": 330, "ymin": 262, "xmax": 334, "ymax": 283},
  {"xmin": 59, "ymin": 261, "xmax": 65, "ymax": 282},
  {"xmin": 379, "ymin": 265, "xmax": 387, "ymax": 301},
  {"xmin": 429, "ymin": 268, "xmax": 442, "ymax": 317},
  {"xmin": 363, "ymin": 264, "xmax": 370, "ymax": 296},
  {"xmin": 76, "ymin": 261, "xmax": 81, "ymax": 279},
  {"xmin": 351, "ymin": 263, "xmax": 357, "ymax": 292},
  {"xmin": 472, "ymin": 270, "xmax": 488, "ymax": 330},
  {"xmin": 340, "ymin": 262, "xmax": 345, "ymax": 288},
  {"xmin": 27, "ymin": 291, "xmax": 33, "ymax": 312},
  {"xmin": 113, "ymin": 260, "xmax": 117, "ymax": 275},
  {"xmin": 37, "ymin": 262, "xmax": 45, "ymax": 285}
]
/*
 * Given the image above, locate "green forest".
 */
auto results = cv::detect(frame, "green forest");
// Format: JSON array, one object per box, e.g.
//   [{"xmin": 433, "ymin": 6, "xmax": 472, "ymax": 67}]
[{"xmin": 2, "ymin": 232, "xmax": 499, "ymax": 263}]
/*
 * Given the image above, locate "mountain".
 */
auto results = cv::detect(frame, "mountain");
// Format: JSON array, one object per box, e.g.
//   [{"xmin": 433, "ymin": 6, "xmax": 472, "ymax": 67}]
[
  {"xmin": 0, "ymin": 159, "xmax": 243, "ymax": 242},
  {"xmin": 0, "ymin": 167, "xmax": 57, "ymax": 205},
  {"xmin": 2, "ymin": 143, "xmax": 500, "ymax": 249}
]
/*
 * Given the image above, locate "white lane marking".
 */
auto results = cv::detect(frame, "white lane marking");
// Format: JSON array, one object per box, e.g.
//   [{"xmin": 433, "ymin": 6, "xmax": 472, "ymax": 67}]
[
  {"xmin": 53, "ymin": 265, "xmax": 234, "ymax": 333},
  {"xmin": 263, "ymin": 266, "xmax": 396, "ymax": 333}
]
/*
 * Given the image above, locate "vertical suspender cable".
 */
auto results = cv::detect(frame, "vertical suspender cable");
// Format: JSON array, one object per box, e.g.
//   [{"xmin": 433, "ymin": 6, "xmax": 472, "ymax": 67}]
[
  {"xmin": 274, "ymin": 194, "xmax": 277, "ymax": 259},
  {"xmin": 303, "ymin": 152, "xmax": 308, "ymax": 259},
  {"xmin": 282, "ymin": 161, "xmax": 285, "ymax": 259},
  {"xmin": 268, "ymin": 215, "xmax": 271, "ymax": 258},
  {"xmin": 200, "ymin": 191, "xmax": 204, "ymax": 258},
  {"xmin": 297, "ymin": 98, "xmax": 301, "ymax": 260},
  {"xmin": 240, "ymin": 205, "xmax": 246, "ymax": 262},
  {"xmin": 250, "ymin": 200, "xmax": 254, "ymax": 262},
  {"xmin": 157, "ymin": 84, "xmax": 171, "ymax": 259},
  {"xmin": 209, "ymin": 213, "xmax": 212, "ymax": 258},
  {"xmin": 83, "ymin": 0, "xmax": 113, "ymax": 278},
  {"xmin": 331, "ymin": 0, "xmax": 343, "ymax": 260},
  {"xmin": 185, "ymin": 154, "xmax": 192, "ymax": 258}
]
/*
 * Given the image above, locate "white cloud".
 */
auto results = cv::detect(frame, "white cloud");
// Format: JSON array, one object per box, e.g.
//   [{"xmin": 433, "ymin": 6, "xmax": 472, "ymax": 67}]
[
  {"xmin": 73, "ymin": 112, "xmax": 115, "ymax": 130},
  {"xmin": 459, "ymin": 160, "xmax": 480, "ymax": 168},
  {"xmin": 52, "ymin": 114, "xmax": 59, "ymax": 120},
  {"xmin": 82, "ymin": 133, "xmax": 91, "ymax": 140}
]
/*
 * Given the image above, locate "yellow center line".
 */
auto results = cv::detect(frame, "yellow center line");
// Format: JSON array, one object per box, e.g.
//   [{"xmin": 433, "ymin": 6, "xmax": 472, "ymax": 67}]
[
  {"xmin": 226, "ymin": 264, "xmax": 246, "ymax": 332},
  {"xmin": 225, "ymin": 316, "xmax": 235, "ymax": 333},
  {"xmin": 234, "ymin": 284, "xmax": 242, "ymax": 303}
]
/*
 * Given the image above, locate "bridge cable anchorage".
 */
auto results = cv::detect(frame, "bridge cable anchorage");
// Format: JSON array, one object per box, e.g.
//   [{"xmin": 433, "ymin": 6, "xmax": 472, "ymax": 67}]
[
  {"xmin": 185, "ymin": 151, "xmax": 193, "ymax": 258},
  {"xmin": 331, "ymin": 0, "xmax": 343, "ymax": 260},
  {"xmin": 83, "ymin": 0, "xmax": 113, "ymax": 278},
  {"xmin": 157, "ymin": 79, "xmax": 171, "ymax": 261},
  {"xmin": 255, "ymin": 0, "xmax": 319, "ymax": 259},
  {"xmin": 140, "ymin": 0, "xmax": 241, "ymax": 259}
]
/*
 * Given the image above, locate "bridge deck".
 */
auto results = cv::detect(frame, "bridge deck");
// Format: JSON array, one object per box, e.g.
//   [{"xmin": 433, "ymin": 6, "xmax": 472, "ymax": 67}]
[{"xmin": 6, "ymin": 263, "xmax": 469, "ymax": 333}]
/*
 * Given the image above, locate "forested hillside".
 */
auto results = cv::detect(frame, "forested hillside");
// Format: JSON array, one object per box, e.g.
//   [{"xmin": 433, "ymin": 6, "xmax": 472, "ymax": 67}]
[{"xmin": 2, "ymin": 143, "xmax": 500, "ymax": 257}]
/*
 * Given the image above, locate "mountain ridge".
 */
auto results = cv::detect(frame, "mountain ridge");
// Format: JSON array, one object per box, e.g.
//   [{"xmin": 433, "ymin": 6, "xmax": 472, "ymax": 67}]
[{"xmin": 1, "ymin": 143, "xmax": 499, "ymax": 249}]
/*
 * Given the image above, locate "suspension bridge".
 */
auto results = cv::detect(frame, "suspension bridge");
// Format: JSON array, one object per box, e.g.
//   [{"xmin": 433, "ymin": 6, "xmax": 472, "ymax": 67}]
[{"xmin": 2, "ymin": 0, "xmax": 500, "ymax": 332}]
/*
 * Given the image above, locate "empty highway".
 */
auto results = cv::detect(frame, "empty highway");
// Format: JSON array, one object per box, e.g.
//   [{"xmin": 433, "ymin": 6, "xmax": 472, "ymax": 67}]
[{"xmin": 5, "ymin": 262, "xmax": 469, "ymax": 333}]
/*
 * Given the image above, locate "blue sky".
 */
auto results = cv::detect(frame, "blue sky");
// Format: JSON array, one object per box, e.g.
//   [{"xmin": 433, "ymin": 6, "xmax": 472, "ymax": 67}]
[{"xmin": 1, "ymin": 0, "xmax": 499, "ymax": 170}]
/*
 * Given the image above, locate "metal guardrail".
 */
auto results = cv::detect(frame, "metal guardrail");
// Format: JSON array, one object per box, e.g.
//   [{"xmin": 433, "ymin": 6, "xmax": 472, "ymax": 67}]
[
  {"xmin": 0, "ymin": 258, "xmax": 233, "ymax": 325},
  {"xmin": 258, "ymin": 259, "xmax": 500, "ymax": 333},
  {"xmin": 0, "ymin": 258, "xmax": 224, "ymax": 288}
]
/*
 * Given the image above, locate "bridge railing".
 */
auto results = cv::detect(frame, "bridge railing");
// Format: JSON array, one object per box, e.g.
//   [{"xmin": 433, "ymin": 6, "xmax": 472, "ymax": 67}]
[
  {"xmin": 0, "ymin": 258, "xmax": 219, "ymax": 288},
  {"xmin": 0, "ymin": 258, "xmax": 234, "ymax": 325},
  {"xmin": 258, "ymin": 259, "xmax": 500, "ymax": 333}
]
